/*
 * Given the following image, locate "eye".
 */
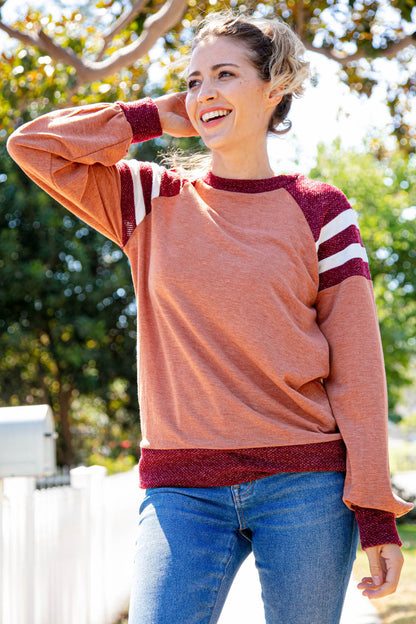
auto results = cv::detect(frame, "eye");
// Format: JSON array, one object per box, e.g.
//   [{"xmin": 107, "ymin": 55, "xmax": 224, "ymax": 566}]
[
  {"xmin": 187, "ymin": 79, "xmax": 200, "ymax": 90},
  {"xmin": 218, "ymin": 70, "xmax": 234, "ymax": 79}
]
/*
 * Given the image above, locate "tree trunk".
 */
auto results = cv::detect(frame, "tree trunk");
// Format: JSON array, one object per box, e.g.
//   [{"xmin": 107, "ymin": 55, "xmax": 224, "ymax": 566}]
[{"xmin": 58, "ymin": 385, "xmax": 74, "ymax": 466}]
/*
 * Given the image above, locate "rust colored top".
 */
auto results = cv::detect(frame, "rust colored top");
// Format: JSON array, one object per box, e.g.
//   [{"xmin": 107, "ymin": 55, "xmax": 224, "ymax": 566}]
[{"xmin": 7, "ymin": 98, "xmax": 413, "ymax": 549}]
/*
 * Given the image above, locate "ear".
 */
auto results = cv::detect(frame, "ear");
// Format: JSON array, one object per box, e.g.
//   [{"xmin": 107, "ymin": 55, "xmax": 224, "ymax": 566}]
[
  {"xmin": 268, "ymin": 89, "xmax": 283, "ymax": 106},
  {"xmin": 265, "ymin": 87, "xmax": 283, "ymax": 111}
]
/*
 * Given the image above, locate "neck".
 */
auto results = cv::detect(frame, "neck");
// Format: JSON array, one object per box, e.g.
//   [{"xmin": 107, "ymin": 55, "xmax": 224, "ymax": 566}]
[{"xmin": 211, "ymin": 145, "xmax": 275, "ymax": 180}]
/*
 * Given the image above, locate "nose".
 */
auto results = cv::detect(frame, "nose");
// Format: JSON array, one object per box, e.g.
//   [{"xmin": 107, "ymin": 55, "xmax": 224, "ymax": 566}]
[{"xmin": 197, "ymin": 81, "xmax": 217, "ymax": 103}]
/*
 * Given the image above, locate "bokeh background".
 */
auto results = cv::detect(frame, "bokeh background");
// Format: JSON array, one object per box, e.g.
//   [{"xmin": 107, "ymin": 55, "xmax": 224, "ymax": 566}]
[{"xmin": 0, "ymin": 2, "xmax": 415, "ymax": 620}]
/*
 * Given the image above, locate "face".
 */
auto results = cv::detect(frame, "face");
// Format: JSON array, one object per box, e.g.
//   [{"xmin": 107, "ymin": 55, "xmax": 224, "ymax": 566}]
[{"xmin": 185, "ymin": 36, "xmax": 279, "ymax": 155}]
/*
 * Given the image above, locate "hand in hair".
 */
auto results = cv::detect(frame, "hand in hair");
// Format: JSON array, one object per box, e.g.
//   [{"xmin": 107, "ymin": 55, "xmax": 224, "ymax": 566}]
[{"xmin": 154, "ymin": 92, "xmax": 198, "ymax": 138}]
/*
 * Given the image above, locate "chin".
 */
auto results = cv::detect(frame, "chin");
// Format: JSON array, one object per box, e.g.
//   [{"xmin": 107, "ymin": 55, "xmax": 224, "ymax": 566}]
[{"xmin": 201, "ymin": 135, "xmax": 230, "ymax": 152}]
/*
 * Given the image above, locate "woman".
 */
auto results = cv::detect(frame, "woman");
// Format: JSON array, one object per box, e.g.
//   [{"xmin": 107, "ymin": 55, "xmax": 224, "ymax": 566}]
[{"xmin": 7, "ymin": 11, "xmax": 412, "ymax": 624}]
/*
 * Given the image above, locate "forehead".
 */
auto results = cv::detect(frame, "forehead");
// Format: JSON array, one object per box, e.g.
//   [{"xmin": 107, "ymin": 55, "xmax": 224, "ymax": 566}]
[{"xmin": 188, "ymin": 36, "xmax": 252, "ymax": 74}]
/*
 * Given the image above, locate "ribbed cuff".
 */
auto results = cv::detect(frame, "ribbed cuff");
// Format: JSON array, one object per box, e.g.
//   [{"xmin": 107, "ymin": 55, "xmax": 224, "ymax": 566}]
[
  {"xmin": 353, "ymin": 506, "xmax": 402, "ymax": 549},
  {"xmin": 117, "ymin": 98, "xmax": 163, "ymax": 144}
]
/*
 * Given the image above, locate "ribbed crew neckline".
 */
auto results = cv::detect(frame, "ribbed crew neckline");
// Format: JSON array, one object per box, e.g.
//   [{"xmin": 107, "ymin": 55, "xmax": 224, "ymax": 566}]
[{"xmin": 203, "ymin": 171, "xmax": 300, "ymax": 194}]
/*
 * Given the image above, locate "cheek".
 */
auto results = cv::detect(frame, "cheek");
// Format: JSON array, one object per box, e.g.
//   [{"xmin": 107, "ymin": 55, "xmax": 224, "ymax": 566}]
[{"xmin": 230, "ymin": 80, "xmax": 260, "ymax": 109}]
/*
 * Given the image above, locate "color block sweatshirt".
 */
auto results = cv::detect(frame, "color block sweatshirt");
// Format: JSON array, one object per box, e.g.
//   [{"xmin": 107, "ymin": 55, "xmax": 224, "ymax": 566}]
[{"xmin": 7, "ymin": 98, "xmax": 412, "ymax": 549}]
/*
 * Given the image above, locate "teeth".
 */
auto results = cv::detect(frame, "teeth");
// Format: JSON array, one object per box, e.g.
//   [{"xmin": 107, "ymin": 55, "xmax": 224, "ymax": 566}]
[{"xmin": 201, "ymin": 109, "xmax": 231, "ymax": 123}]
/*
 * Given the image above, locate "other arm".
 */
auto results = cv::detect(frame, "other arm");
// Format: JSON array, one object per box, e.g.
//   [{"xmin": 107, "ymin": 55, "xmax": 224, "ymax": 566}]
[{"xmin": 313, "ymin": 186, "xmax": 412, "ymax": 597}]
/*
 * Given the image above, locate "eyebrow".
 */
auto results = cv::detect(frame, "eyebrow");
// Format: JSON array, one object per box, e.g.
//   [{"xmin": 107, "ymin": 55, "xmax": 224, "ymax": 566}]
[{"xmin": 187, "ymin": 63, "xmax": 240, "ymax": 79}]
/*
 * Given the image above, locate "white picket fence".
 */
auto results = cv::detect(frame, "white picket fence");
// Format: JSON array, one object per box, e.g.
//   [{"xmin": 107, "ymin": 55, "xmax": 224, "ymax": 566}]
[{"xmin": 0, "ymin": 465, "xmax": 142, "ymax": 624}]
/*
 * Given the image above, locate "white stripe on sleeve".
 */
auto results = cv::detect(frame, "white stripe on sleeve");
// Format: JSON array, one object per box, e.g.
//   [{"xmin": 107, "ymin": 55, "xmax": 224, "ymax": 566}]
[
  {"xmin": 315, "ymin": 209, "xmax": 359, "ymax": 251},
  {"xmin": 150, "ymin": 163, "xmax": 163, "ymax": 200},
  {"xmin": 318, "ymin": 243, "xmax": 369, "ymax": 274},
  {"xmin": 127, "ymin": 160, "xmax": 146, "ymax": 227}
]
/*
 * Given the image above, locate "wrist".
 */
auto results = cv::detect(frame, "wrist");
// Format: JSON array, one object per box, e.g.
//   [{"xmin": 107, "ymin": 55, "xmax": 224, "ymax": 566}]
[
  {"xmin": 118, "ymin": 98, "xmax": 163, "ymax": 144},
  {"xmin": 353, "ymin": 506, "xmax": 402, "ymax": 549}
]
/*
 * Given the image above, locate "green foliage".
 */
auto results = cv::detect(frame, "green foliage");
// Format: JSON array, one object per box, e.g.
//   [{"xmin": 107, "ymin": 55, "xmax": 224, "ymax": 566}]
[
  {"xmin": 0, "ymin": 6, "xmax": 149, "ymax": 134},
  {"xmin": 0, "ymin": 0, "xmax": 415, "ymax": 149},
  {"xmin": 389, "ymin": 441, "xmax": 416, "ymax": 472},
  {"xmin": 70, "ymin": 382, "xmax": 141, "ymax": 467},
  {"xmin": 310, "ymin": 142, "xmax": 416, "ymax": 412},
  {"xmin": 0, "ymin": 1, "xmax": 415, "ymax": 468},
  {"xmin": 0, "ymin": 11, "xmax": 204, "ymax": 466},
  {"xmin": 88, "ymin": 453, "xmax": 136, "ymax": 474},
  {"xmin": 0, "ymin": 138, "xmax": 140, "ymax": 464}
]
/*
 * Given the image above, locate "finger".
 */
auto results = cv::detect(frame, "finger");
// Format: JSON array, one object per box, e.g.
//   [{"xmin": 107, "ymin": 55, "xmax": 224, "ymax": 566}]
[
  {"xmin": 377, "ymin": 553, "xmax": 402, "ymax": 595},
  {"xmin": 357, "ymin": 576, "xmax": 382, "ymax": 588},
  {"xmin": 361, "ymin": 580, "xmax": 397, "ymax": 599},
  {"xmin": 169, "ymin": 123, "xmax": 199, "ymax": 138},
  {"xmin": 357, "ymin": 577, "xmax": 374, "ymax": 587},
  {"xmin": 171, "ymin": 93, "xmax": 188, "ymax": 114},
  {"xmin": 163, "ymin": 113, "xmax": 198, "ymax": 138},
  {"xmin": 365, "ymin": 547, "xmax": 384, "ymax": 588},
  {"xmin": 361, "ymin": 558, "xmax": 403, "ymax": 598},
  {"xmin": 357, "ymin": 578, "xmax": 381, "ymax": 594}
]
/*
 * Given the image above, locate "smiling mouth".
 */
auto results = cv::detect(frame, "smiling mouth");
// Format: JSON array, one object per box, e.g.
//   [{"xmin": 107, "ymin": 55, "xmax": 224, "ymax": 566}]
[{"xmin": 200, "ymin": 109, "xmax": 232, "ymax": 123}]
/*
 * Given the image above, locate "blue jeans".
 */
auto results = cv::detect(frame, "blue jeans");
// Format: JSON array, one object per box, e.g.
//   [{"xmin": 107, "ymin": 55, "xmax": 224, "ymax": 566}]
[{"xmin": 128, "ymin": 471, "xmax": 358, "ymax": 624}]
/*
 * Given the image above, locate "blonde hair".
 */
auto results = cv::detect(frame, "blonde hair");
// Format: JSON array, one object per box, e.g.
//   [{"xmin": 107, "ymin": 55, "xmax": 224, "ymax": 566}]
[{"xmin": 163, "ymin": 10, "xmax": 310, "ymax": 176}]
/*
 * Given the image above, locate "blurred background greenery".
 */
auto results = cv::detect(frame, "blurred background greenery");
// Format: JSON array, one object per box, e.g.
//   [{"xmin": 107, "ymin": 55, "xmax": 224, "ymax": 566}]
[{"xmin": 0, "ymin": 0, "xmax": 415, "ymax": 473}]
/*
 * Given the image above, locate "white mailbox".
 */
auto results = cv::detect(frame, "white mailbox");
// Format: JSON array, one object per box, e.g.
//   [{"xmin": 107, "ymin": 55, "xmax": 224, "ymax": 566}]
[{"xmin": 0, "ymin": 404, "xmax": 57, "ymax": 477}]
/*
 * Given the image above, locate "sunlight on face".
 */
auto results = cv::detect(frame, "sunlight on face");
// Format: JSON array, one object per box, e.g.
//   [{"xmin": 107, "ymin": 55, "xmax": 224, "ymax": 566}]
[{"xmin": 185, "ymin": 37, "xmax": 277, "ymax": 156}]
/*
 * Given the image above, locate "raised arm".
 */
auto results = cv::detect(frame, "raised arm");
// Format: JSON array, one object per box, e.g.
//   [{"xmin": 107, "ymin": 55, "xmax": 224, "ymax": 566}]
[{"xmin": 7, "ymin": 98, "xmax": 164, "ymax": 246}]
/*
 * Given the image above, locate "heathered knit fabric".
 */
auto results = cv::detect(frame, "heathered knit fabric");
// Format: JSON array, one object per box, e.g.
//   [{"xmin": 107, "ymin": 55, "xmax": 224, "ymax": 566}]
[{"xmin": 7, "ymin": 98, "xmax": 413, "ymax": 550}]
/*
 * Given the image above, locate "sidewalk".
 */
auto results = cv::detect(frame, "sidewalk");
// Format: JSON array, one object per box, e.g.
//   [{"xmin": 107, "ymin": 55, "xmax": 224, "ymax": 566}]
[{"xmin": 217, "ymin": 554, "xmax": 382, "ymax": 624}]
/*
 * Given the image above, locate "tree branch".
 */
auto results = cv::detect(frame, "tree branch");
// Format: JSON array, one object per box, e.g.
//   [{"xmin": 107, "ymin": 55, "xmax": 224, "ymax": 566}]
[
  {"xmin": 3, "ymin": 1, "xmax": 413, "ymax": 89},
  {"xmin": 380, "ymin": 31, "xmax": 416, "ymax": 59},
  {"xmin": 303, "ymin": 40, "xmax": 363, "ymax": 64},
  {"xmin": 81, "ymin": 0, "xmax": 188, "ymax": 81},
  {"xmin": 304, "ymin": 32, "xmax": 416, "ymax": 65},
  {"xmin": 1, "ymin": 0, "xmax": 187, "ymax": 84},
  {"xmin": 0, "ymin": 20, "xmax": 40, "ymax": 48},
  {"xmin": 296, "ymin": 0, "xmax": 304, "ymax": 37},
  {"xmin": 36, "ymin": 30, "xmax": 91, "ymax": 77},
  {"xmin": 96, "ymin": 0, "xmax": 148, "ymax": 61},
  {"xmin": 0, "ymin": 20, "xmax": 87, "ymax": 83}
]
